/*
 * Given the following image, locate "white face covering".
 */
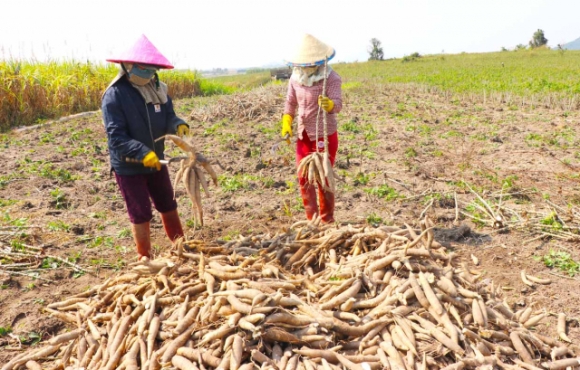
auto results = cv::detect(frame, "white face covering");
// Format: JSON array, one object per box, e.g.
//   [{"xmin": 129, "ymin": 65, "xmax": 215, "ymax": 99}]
[{"xmin": 290, "ymin": 65, "xmax": 332, "ymax": 86}]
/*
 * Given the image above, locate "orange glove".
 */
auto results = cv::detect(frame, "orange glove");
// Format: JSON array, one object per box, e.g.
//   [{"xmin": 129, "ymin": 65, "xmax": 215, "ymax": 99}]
[{"xmin": 142, "ymin": 151, "xmax": 161, "ymax": 171}]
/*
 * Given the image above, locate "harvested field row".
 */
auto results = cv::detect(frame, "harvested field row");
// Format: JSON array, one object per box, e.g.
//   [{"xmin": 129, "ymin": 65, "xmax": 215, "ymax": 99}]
[{"xmin": 189, "ymin": 85, "xmax": 286, "ymax": 124}]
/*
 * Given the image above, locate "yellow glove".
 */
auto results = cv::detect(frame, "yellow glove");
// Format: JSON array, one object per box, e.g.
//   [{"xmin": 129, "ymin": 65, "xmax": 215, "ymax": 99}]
[
  {"xmin": 177, "ymin": 124, "xmax": 189, "ymax": 137},
  {"xmin": 143, "ymin": 151, "xmax": 161, "ymax": 171},
  {"xmin": 318, "ymin": 95, "xmax": 334, "ymax": 113},
  {"xmin": 281, "ymin": 114, "xmax": 293, "ymax": 138}
]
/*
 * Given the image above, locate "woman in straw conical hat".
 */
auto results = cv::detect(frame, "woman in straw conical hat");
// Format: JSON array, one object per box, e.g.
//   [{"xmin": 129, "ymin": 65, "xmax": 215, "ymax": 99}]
[
  {"xmin": 282, "ymin": 33, "xmax": 343, "ymax": 223},
  {"xmin": 102, "ymin": 34, "xmax": 189, "ymax": 260}
]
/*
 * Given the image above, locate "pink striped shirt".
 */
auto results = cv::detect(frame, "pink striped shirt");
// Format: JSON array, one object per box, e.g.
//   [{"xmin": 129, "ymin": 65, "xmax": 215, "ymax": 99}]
[{"xmin": 284, "ymin": 70, "xmax": 343, "ymax": 140}]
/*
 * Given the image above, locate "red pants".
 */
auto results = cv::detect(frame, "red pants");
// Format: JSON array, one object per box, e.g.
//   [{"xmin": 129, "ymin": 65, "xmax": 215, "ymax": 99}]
[{"xmin": 296, "ymin": 131, "xmax": 338, "ymax": 223}]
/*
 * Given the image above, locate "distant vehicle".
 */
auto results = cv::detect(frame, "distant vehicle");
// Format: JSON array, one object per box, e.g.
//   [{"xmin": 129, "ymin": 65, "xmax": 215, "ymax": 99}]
[{"xmin": 270, "ymin": 67, "xmax": 292, "ymax": 81}]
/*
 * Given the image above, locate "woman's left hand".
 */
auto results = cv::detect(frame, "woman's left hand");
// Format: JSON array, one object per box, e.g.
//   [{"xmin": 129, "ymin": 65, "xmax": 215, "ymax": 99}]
[
  {"xmin": 177, "ymin": 124, "xmax": 189, "ymax": 137},
  {"xmin": 318, "ymin": 95, "xmax": 334, "ymax": 113}
]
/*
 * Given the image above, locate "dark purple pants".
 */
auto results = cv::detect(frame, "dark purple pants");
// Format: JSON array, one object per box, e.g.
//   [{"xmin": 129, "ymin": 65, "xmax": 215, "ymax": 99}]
[{"xmin": 114, "ymin": 166, "xmax": 177, "ymax": 224}]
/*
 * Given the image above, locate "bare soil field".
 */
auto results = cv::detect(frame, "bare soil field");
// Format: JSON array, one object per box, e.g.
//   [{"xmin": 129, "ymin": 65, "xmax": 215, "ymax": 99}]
[{"xmin": 1, "ymin": 82, "xmax": 579, "ymax": 363}]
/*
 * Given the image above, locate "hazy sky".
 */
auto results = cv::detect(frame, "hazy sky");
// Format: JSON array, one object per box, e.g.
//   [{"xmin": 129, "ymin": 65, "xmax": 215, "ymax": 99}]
[{"xmin": 2, "ymin": 0, "xmax": 579, "ymax": 70}]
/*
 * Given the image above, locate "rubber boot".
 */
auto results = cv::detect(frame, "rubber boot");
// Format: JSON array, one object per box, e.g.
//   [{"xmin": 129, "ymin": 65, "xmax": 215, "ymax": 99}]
[
  {"xmin": 318, "ymin": 186, "xmax": 335, "ymax": 223},
  {"xmin": 160, "ymin": 209, "xmax": 184, "ymax": 242},
  {"xmin": 132, "ymin": 222, "xmax": 151, "ymax": 260},
  {"xmin": 299, "ymin": 178, "xmax": 319, "ymax": 220}
]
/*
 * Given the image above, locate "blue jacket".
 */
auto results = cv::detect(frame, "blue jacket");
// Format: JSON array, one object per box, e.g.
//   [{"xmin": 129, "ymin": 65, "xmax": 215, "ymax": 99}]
[{"xmin": 101, "ymin": 77, "xmax": 186, "ymax": 175}]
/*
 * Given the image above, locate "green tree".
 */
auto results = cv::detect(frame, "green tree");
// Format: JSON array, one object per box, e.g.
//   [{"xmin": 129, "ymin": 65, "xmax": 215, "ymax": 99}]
[
  {"xmin": 529, "ymin": 29, "xmax": 548, "ymax": 48},
  {"xmin": 368, "ymin": 38, "xmax": 384, "ymax": 61}
]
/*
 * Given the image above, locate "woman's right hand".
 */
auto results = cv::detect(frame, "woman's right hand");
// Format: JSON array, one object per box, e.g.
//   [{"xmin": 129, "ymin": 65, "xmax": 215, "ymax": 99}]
[
  {"xmin": 281, "ymin": 114, "xmax": 293, "ymax": 138},
  {"xmin": 142, "ymin": 151, "xmax": 162, "ymax": 171}
]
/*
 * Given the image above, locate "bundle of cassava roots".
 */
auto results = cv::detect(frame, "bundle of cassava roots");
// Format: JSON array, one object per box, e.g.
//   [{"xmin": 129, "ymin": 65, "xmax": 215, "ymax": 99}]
[
  {"xmin": 156, "ymin": 135, "xmax": 219, "ymax": 227},
  {"xmin": 3, "ymin": 216, "xmax": 578, "ymax": 370}
]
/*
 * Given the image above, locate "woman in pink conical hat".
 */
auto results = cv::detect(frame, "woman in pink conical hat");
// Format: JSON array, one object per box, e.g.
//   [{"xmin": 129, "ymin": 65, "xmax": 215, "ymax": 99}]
[
  {"xmin": 102, "ymin": 34, "xmax": 190, "ymax": 260},
  {"xmin": 281, "ymin": 34, "xmax": 343, "ymax": 224}
]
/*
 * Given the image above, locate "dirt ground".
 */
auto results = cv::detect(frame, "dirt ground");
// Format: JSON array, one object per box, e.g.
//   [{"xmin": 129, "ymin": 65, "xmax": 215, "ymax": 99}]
[{"xmin": 1, "ymin": 82, "xmax": 579, "ymax": 362}]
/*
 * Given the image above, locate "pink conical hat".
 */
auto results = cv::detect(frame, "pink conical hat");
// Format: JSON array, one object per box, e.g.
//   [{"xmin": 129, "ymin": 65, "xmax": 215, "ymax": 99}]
[{"xmin": 106, "ymin": 34, "xmax": 174, "ymax": 69}]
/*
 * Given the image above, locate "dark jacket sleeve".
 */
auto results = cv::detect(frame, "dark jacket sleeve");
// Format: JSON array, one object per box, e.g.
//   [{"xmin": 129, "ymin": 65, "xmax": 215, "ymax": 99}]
[
  {"xmin": 166, "ymin": 95, "xmax": 187, "ymax": 134},
  {"xmin": 102, "ymin": 88, "xmax": 151, "ymax": 161}
]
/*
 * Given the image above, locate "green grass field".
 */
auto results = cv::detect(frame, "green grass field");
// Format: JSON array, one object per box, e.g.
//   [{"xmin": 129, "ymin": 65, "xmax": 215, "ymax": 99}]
[{"xmin": 334, "ymin": 48, "xmax": 580, "ymax": 95}]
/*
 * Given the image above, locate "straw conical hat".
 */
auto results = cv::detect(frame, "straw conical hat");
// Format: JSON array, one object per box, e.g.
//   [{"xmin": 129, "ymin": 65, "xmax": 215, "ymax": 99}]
[
  {"xmin": 286, "ymin": 34, "xmax": 335, "ymax": 67},
  {"xmin": 107, "ymin": 34, "xmax": 174, "ymax": 69}
]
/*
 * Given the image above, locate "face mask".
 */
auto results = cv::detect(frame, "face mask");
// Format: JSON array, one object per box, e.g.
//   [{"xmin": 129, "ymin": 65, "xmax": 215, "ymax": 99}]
[
  {"xmin": 126, "ymin": 63, "xmax": 158, "ymax": 86},
  {"xmin": 301, "ymin": 65, "xmax": 318, "ymax": 76},
  {"xmin": 291, "ymin": 65, "xmax": 330, "ymax": 86}
]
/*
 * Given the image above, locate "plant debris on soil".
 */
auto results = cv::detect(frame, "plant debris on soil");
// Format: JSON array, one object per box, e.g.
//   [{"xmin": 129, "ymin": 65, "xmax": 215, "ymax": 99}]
[
  {"xmin": 1, "ymin": 82, "xmax": 580, "ymax": 366},
  {"xmin": 189, "ymin": 86, "xmax": 286, "ymax": 124}
]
